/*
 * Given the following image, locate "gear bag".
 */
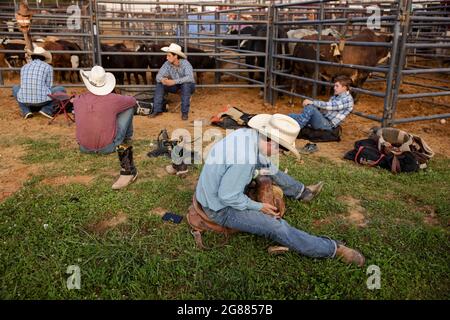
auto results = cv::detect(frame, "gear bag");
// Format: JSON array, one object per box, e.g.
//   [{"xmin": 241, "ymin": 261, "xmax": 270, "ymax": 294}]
[
  {"xmin": 210, "ymin": 106, "xmax": 255, "ymax": 129},
  {"xmin": 344, "ymin": 128, "xmax": 434, "ymax": 173},
  {"xmin": 133, "ymin": 92, "xmax": 168, "ymax": 116},
  {"xmin": 297, "ymin": 125, "xmax": 342, "ymax": 142}
]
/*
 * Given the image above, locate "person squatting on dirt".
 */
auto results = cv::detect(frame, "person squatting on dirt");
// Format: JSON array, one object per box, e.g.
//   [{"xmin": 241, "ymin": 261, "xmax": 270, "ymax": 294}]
[
  {"xmin": 288, "ymin": 75, "xmax": 354, "ymax": 131},
  {"xmin": 149, "ymin": 43, "xmax": 195, "ymax": 121},
  {"xmin": 12, "ymin": 47, "xmax": 66, "ymax": 119},
  {"xmin": 73, "ymin": 66, "xmax": 138, "ymax": 190},
  {"xmin": 195, "ymin": 114, "xmax": 365, "ymax": 266}
]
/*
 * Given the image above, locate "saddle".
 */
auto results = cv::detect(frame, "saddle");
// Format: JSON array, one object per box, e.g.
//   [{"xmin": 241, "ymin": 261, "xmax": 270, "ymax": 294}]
[{"xmin": 187, "ymin": 175, "xmax": 285, "ymax": 249}]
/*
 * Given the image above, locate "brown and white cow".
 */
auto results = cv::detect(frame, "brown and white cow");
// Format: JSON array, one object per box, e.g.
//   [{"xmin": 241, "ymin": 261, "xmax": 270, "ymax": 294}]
[{"xmin": 291, "ymin": 28, "xmax": 392, "ymax": 98}]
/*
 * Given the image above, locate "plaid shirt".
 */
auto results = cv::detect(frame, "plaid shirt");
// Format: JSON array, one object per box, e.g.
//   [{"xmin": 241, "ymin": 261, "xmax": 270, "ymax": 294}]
[
  {"xmin": 313, "ymin": 91, "xmax": 354, "ymax": 127},
  {"xmin": 17, "ymin": 60, "xmax": 53, "ymax": 104},
  {"xmin": 155, "ymin": 59, "xmax": 195, "ymax": 85}
]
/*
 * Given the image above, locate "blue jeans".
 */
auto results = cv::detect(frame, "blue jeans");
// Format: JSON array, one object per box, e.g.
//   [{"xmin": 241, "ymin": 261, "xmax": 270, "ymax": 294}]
[
  {"xmin": 79, "ymin": 107, "xmax": 134, "ymax": 154},
  {"xmin": 203, "ymin": 170, "xmax": 337, "ymax": 258},
  {"xmin": 288, "ymin": 104, "xmax": 333, "ymax": 130},
  {"xmin": 12, "ymin": 85, "xmax": 66, "ymax": 116},
  {"xmin": 153, "ymin": 82, "xmax": 195, "ymax": 115}
]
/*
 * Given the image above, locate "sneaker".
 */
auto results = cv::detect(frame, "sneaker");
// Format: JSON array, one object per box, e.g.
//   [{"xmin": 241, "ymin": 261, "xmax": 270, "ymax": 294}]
[
  {"xmin": 24, "ymin": 112, "xmax": 33, "ymax": 119},
  {"xmin": 39, "ymin": 110, "xmax": 54, "ymax": 119},
  {"xmin": 298, "ymin": 142, "xmax": 318, "ymax": 154},
  {"xmin": 181, "ymin": 113, "xmax": 189, "ymax": 121},
  {"xmin": 299, "ymin": 181, "xmax": 324, "ymax": 202}
]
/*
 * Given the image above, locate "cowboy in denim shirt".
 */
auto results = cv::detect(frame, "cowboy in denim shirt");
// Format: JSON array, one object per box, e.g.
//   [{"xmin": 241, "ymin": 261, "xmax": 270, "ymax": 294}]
[
  {"xmin": 195, "ymin": 114, "xmax": 365, "ymax": 266},
  {"xmin": 288, "ymin": 75, "xmax": 353, "ymax": 130},
  {"xmin": 150, "ymin": 43, "xmax": 195, "ymax": 121}
]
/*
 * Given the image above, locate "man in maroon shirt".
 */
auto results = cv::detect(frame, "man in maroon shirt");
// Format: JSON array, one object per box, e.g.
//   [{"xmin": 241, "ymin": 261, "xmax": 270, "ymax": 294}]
[{"xmin": 73, "ymin": 66, "xmax": 138, "ymax": 190}]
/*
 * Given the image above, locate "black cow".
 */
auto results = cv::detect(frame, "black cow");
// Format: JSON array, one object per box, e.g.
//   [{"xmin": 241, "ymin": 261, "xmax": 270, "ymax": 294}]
[
  {"xmin": 221, "ymin": 26, "xmax": 255, "ymax": 47},
  {"xmin": 101, "ymin": 43, "xmax": 148, "ymax": 85},
  {"xmin": 55, "ymin": 39, "xmax": 85, "ymax": 82}
]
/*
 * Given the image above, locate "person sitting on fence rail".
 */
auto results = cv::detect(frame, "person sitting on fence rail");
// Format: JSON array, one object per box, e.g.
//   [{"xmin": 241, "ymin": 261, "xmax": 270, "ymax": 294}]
[
  {"xmin": 194, "ymin": 113, "xmax": 365, "ymax": 266},
  {"xmin": 149, "ymin": 43, "xmax": 195, "ymax": 121},
  {"xmin": 12, "ymin": 46, "xmax": 66, "ymax": 120},
  {"xmin": 73, "ymin": 66, "xmax": 138, "ymax": 190},
  {"xmin": 288, "ymin": 75, "xmax": 354, "ymax": 132}
]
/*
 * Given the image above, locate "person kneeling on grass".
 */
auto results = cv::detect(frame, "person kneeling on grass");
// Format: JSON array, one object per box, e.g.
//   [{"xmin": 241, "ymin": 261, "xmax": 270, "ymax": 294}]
[
  {"xmin": 288, "ymin": 75, "xmax": 354, "ymax": 131},
  {"xmin": 12, "ymin": 47, "xmax": 66, "ymax": 120},
  {"xmin": 72, "ymin": 66, "xmax": 138, "ymax": 190},
  {"xmin": 195, "ymin": 113, "xmax": 365, "ymax": 266}
]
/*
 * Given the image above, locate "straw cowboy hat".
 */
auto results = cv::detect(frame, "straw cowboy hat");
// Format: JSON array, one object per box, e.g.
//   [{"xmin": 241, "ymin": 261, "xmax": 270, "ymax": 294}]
[
  {"xmin": 80, "ymin": 65, "xmax": 116, "ymax": 96},
  {"xmin": 248, "ymin": 113, "xmax": 301, "ymax": 159},
  {"xmin": 161, "ymin": 43, "xmax": 186, "ymax": 59},
  {"xmin": 26, "ymin": 46, "xmax": 52, "ymax": 64}
]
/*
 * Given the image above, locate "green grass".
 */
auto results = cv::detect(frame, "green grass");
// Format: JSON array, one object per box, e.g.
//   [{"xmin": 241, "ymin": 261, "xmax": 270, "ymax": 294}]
[{"xmin": 0, "ymin": 137, "xmax": 449, "ymax": 299}]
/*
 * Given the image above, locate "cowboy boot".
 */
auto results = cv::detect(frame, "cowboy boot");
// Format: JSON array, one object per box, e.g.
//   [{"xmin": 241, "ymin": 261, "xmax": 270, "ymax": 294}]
[
  {"xmin": 112, "ymin": 145, "xmax": 138, "ymax": 190},
  {"xmin": 335, "ymin": 243, "xmax": 365, "ymax": 267},
  {"xmin": 298, "ymin": 181, "xmax": 324, "ymax": 202}
]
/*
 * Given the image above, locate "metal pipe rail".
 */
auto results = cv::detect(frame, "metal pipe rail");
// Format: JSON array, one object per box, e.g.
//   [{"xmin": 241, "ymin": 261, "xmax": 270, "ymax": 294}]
[
  {"xmin": 270, "ymin": 0, "xmax": 449, "ymax": 126},
  {"xmin": 1, "ymin": 0, "xmax": 448, "ymax": 126},
  {"xmin": 273, "ymin": 54, "xmax": 391, "ymax": 73}
]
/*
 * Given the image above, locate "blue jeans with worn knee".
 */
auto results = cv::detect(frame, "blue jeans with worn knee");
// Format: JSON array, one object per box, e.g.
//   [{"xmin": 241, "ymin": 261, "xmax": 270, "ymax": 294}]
[
  {"xmin": 288, "ymin": 104, "xmax": 333, "ymax": 130},
  {"xmin": 79, "ymin": 107, "xmax": 134, "ymax": 154},
  {"xmin": 153, "ymin": 82, "xmax": 195, "ymax": 114},
  {"xmin": 12, "ymin": 85, "xmax": 66, "ymax": 116},
  {"xmin": 203, "ymin": 170, "xmax": 337, "ymax": 258}
]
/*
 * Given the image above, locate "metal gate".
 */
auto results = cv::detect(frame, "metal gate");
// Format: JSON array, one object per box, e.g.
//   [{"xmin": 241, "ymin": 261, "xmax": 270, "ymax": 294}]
[{"xmin": 1, "ymin": 0, "xmax": 449, "ymax": 126}]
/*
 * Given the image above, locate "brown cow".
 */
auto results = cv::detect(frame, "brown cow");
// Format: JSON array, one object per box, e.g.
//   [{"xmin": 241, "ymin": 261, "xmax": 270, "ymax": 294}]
[
  {"xmin": 291, "ymin": 34, "xmax": 338, "ymax": 97},
  {"xmin": 0, "ymin": 44, "xmax": 10, "ymax": 82},
  {"xmin": 291, "ymin": 28, "xmax": 392, "ymax": 98},
  {"xmin": 329, "ymin": 29, "xmax": 393, "ymax": 88},
  {"xmin": 40, "ymin": 40, "xmax": 72, "ymax": 83}
]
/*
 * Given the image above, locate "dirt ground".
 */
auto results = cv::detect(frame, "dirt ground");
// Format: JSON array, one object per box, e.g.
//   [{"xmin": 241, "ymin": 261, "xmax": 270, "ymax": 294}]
[{"xmin": 0, "ymin": 72, "xmax": 449, "ymax": 202}]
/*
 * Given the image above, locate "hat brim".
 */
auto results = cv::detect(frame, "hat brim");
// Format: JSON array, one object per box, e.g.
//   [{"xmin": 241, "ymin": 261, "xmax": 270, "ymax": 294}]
[
  {"xmin": 26, "ymin": 48, "xmax": 52, "ymax": 64},
  {"xmin": 248, "ymin": 114, "xmax": 300, "ymax": 159},
  {"xmin": 80, "ymin": 70, "xmax": 116, "ymax": 96},
  {"xmin": 161, "ymin": 46, "xmax": 187, "ymax": 59}
]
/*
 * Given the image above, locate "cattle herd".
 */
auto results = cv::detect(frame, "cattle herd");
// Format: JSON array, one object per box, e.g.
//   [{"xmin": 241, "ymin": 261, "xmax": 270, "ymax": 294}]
[{"xmin": 0, "ymin": 25, "xmax": 393, "ymax": 98}]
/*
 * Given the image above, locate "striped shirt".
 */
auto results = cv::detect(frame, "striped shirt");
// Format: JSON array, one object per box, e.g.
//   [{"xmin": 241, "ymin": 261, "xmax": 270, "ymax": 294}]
[
  {"xmin": 313, "ymin": 91, "xmax": 354, "ymax": 127},
  {"xmin": 17, "ymin": 59, "xmax": 53, "ymax": 104},
  {"xmin": 155, "ymin": 59, "xmax": 195, "ymax": 85}
]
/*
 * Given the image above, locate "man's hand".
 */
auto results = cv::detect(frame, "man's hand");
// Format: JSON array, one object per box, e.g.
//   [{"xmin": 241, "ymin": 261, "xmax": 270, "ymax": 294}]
[
  {"xmin": 260, "ymin": 203, "xmax": 280, "ymax": 218},
  {"xmin": 303, "ymin": 99, "xmax": 313, "ymax": 107},
  {"xmin": 162, "ymin": 78, "xmax": 176, "ymax": 86}
]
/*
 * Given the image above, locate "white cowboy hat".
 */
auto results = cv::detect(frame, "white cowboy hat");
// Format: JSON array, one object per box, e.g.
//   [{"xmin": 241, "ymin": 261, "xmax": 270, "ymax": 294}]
[
  {"xmin": 80, "ymin": 65, "xmax": 116, "ymax": 96},
  {"xmin": 161, "ymin": 43, "xmax": 186, "ymax": 59},
  {"xmin": 248, "ymin": 113, "xmax": 301, "ymax": 159},
  {"xmin": 26, "ymin": 46, "xmax": 52, "ymax": 64}
]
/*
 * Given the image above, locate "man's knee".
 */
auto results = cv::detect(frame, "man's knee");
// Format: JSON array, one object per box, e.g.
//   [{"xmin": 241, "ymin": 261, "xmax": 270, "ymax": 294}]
[
  {"xmin": 51, "ymin": 86, "xmax": 66, "ymax": 93},
  {"xmin": 155, "ymin": 82, "xmax": 165, "ymax": 93},
  {"xmin": 181, "ymin": 83, "xmax": 195, "ymax": 94},
  {"xmin": 304, "ymin": 104, "xmax": 317, "ymax": 112},
  {"xmin": 118, "ymin": 107, "xmax": 135, "ymax": 121}
]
